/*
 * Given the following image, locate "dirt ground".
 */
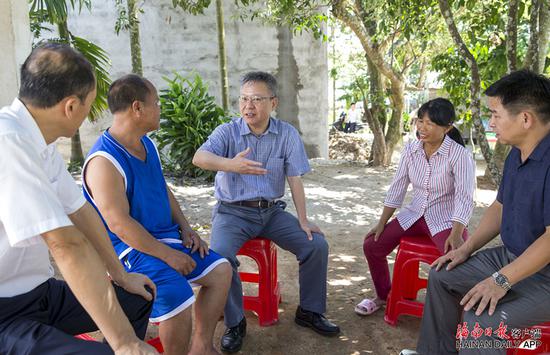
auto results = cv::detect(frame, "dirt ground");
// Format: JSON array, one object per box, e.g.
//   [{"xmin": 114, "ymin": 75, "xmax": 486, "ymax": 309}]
[{"xmin": 146, "ymin": 158, "xmax": 497, "ymax": 355}]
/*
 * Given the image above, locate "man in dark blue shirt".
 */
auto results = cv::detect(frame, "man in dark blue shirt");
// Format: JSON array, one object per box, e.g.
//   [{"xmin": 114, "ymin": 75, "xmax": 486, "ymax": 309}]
[{"xmin": 401, "ymin": 70, "xmax": 550, "ymax": 355}]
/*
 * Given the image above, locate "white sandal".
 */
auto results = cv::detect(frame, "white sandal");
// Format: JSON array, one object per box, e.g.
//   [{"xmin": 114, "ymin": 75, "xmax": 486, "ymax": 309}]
[{"xmin": 354, "ymin": 298, "xmax": 382, "ymax": 316}]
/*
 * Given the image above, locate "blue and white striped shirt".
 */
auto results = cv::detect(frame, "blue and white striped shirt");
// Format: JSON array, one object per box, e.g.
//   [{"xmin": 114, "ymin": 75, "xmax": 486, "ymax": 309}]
[
  {"xmin": 384, "ymin": 135, "xmax": 475, "ymax": 236},
  {"xmin": 199, "ymin": 117, "xmax": 310, "ymax": 202}
]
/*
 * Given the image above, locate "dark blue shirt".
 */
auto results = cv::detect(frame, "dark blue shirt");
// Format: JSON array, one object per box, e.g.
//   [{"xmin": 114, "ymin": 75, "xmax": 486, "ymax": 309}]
[{"xmin": 497, "ymin": 133, "xmax": 550, "ymax": 256}]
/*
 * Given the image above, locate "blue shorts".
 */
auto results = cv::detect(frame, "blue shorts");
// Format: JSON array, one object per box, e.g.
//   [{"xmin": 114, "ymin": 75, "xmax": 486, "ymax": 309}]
[{"xmin": 122, "ymin": 238, "xmax": 228, "ymax": 322}]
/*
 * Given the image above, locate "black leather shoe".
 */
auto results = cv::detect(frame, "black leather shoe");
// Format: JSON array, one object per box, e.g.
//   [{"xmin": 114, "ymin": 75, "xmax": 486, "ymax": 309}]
[
  {"xmin": 221, "ymin": 317, "xmax": 246, "ymax": 353},
  {"xmin": 294, "ymin": 306, "xmax": 340, "ymax": 336}
]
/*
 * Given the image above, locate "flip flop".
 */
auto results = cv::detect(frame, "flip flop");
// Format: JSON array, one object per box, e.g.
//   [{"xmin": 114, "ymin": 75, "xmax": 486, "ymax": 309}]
[{"xmin": 354, "ymin": 298, "xmax": 382, "ymax": 316}]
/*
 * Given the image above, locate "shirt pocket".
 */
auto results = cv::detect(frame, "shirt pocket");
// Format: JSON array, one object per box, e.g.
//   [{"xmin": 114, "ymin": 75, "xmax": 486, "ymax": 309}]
[{"xmin": 265, "ymin": 158, "xmax": 285, "ymax": 185}]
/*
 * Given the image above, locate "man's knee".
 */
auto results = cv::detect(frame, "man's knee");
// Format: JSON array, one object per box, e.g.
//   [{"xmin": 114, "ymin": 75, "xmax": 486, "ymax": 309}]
[
  {"xmin": 427, "ymin": 266, "xmax": 451, "ymax": 286},
  {"xmin": 462, "ymin": 309, "xmax": 506, "ymax": 332},
  {"xmin": 209, "ymin": 239, "xmax": 239, "ymax": 266},
  {"xmin": 205, "ymin": 261, "xmax": 232, "ymax": 286},
  {"xmin": 306, "ymin": 234, "xmax": 329, "ymax": 259}
]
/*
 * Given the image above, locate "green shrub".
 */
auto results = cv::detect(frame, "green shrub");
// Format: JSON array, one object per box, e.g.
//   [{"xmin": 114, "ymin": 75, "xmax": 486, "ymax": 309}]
[{"xmin": 152, "ymin": 73, "xmax": 229, "ymax": 180}]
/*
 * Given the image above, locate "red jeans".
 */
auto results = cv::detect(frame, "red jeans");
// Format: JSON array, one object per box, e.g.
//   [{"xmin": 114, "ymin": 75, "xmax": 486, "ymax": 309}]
[{"xmin": 362, "ymin": 216, "xmax": 468, "ymax": 301}]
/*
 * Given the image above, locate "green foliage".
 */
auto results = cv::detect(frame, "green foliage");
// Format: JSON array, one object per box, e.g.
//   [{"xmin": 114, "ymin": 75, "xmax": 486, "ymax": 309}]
[
  {"xmin": 172, "ymin": 0, "xmax": 213, "ymax": 15},
  {"xmin": 152, "ymin": 73, "xmax": 229, "ymax": 180},
  {"xmin": 29, "ymin": 0, "xmax": 91, "ymax": 24},
  {"xmin": 114, "ymin": 0, "xmax": 144, "ymax": 35},
  {"xmin": 71, "ymin": 36, "xmax": 111, "ymax": 120},
  {"xmin": 29, "ymin": 9, "xmax": 52, "ymax": 38},
  {"xmin": 431, "ymin": 0, "xmax": 525, "ymax": 126},
  {"xmin": 235, "ymin": 0, "xmax": 328, "ymax": 39}
]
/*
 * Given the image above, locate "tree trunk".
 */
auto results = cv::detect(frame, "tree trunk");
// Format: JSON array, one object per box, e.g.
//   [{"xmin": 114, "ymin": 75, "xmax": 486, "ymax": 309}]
[
  {"xmin": 332, "ymin": 0, "xmax": 406, "ymax": 164},
  {"xmin": 487, "ymin": 0, "xmax": 520, "ymax": 179},
  {"xmin": 70, "ymin": 128, "xmax": 85, "ymax": 169},
  {"xmin": 536, "ymin": 0, "xmax": 550, "ymax": 73},
  {"xmin": 524, "ymin": 0, "xmax": 541, "ymax": 71},
  {"xmin": 385, "ymin": 80, "xmax": 405, "ymax": 165},
  {"xmin": 366, "ymin": 56, "xmax": 387, "ymax": 166},
  {"xmin": 416, "ymin": 58, "xmax": 428, "ymax": 88},
  {"xmin": 506, "ymin": 0, "xmax": 519, "ymax": 73},
  {"xmin": 439, "ymin": 0, "xmax": 501, "ymax": 185},
  {"xmin": 215, "ymin": 0, "xmax": 229, "ymax": 110},
  {"xmin": 127, "ymin": 0, "xmax": 143, "ymax": 75}
]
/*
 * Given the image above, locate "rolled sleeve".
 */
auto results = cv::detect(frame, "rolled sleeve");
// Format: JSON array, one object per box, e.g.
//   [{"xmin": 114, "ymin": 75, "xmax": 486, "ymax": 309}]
[
  {"xmin": 0, "ymin": 135, "xmax": 73, "ymax": 247},
  {"xmin": 284, "ymin": 126, "xmax": 310, "ymax": 177},
  {"xmin": 384, "ymin": 144, "xmax": 411, "ymax": 208},
  {"xmin": 451, "ymin": 150, "xmax": 475, "ymax": 226},
  {"xmin": 199, "ymin": 124, "xmax": 230, "ymax": 157}
]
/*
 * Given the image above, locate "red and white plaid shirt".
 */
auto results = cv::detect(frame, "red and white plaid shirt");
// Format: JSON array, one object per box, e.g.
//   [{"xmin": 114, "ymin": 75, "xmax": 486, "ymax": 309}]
[{"xmin": 384, "ymin": 135, "xmax": 475, "ymax": 236}]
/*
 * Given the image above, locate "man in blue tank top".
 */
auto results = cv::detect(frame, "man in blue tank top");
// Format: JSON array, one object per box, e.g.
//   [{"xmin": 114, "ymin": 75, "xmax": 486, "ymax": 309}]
[{"xmin": 83, "ymin": 75, "xmax": 231, "ymax": 355}]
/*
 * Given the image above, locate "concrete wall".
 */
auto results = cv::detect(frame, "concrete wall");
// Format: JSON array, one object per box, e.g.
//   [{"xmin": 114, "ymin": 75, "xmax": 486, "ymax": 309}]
[
  {"xmin": 57, "ymin": 0, "xmax": 328, "ymax": 159},
  {"xmin": 0, "ymin": 0, "xmax": 32, "ymax": 107}
]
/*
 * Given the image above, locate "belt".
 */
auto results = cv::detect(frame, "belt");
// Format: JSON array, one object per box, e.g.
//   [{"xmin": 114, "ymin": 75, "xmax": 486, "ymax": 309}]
[{"xmin": 229, "ymin": 199, "xmax": 275, "ymax": 208}]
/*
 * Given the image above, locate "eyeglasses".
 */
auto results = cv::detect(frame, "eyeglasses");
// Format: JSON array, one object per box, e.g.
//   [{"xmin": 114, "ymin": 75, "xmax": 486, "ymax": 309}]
[{"xmin": 239, "ymin": 95, "xmax": 275, "ymax": 105}]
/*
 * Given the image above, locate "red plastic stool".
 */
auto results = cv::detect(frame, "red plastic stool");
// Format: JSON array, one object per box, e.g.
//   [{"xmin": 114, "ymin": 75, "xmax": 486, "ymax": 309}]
[
  {"xmin": 75, "ymin": 333, "xmax": 164, "ymax": 353},
  {"xmin": 384, "ymin": 235, "xmax": 441, "ymax": 326},
  {"xmin": 237, "ymin": 237, "xmax": 281, "ymax": 326},
  {"xmin": 507, "ymin": 321, "xmax": 550, "ymax": 354}
]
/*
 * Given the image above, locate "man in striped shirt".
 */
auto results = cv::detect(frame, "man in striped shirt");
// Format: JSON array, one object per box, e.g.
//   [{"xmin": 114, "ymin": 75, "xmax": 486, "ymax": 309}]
[
  {"xmin": 404, "ymin": 70, "xmax": 550, "ymax": 355},
  {"xmin": 193, "ymin": 71, "xmax": 340, "ymax": 353}
]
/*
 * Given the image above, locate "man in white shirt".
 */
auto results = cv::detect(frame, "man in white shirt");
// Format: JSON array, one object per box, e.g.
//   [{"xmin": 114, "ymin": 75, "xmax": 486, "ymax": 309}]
[
  {"xmin": 345, "ymin": 102, "xmax": 359, "ymax": 133},
  {"xmin": 0, "ymin": 43, "xmax": 157, "ymax": 354}
]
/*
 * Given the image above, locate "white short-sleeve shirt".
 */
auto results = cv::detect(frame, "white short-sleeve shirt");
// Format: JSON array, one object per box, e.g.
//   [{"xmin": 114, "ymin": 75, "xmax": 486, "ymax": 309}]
[{"xmin": 0, "ymin": 99, "xmax": 86, "ymax": 297}]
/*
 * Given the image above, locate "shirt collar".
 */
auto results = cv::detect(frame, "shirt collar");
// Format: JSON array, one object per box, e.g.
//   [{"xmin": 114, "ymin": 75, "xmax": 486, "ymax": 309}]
[
  {"xmin": 10, "ymin": 98, "xmax": 48, "ymax": 153},
  {"xmin": 238, "ymin": 116, "xmax": 279, "ymax": 136},
  {"xmin": 412, "ymin": 134, "xmax": 452, "ymax": 157},
  {"xmin": 526, "ymin": 132, "xmax": 550, "ymax": 162}
]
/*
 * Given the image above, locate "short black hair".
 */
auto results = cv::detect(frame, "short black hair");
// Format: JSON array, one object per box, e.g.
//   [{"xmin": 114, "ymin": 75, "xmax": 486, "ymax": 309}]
[
  {"xmin": 485, "ymin": 70, "xmax": 550, "ymax": 124},
  {"xmin": 19, "ymin": 42, "xmax": 96, "ymax": 108},
  {"xmin": 107, "ymin": 74, "xmax": 153, "ymax": 114},
  {"xmin": 240, "ymin": 71, "xmax": 278, "ymax": 97}
]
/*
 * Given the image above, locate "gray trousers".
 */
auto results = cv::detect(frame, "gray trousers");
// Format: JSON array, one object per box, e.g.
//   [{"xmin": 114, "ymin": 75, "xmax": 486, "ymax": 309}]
[
  {"xmin": 209, "ymin": 201, "xmax": 329, "ymax": 328},
  {"xmin": 417, "ymin": 246, "xmax": 550, "ymax": 355}
]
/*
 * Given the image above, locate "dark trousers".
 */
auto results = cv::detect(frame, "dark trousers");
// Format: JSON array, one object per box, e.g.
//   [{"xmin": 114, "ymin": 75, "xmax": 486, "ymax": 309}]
[
  {"xmin": 345, "ymin": 122, "xmax": 357, "ymax": 133},
  {"xmin": 0, "ymin": 278, "xmax": 153, "ymax": 355},
  {"xmin": 417, "ymin": 247, "xmax": 550, "ymax": 354},
  {"xmin": 210, "ymin": 201, "xmax": 329, "ymax": 327}
]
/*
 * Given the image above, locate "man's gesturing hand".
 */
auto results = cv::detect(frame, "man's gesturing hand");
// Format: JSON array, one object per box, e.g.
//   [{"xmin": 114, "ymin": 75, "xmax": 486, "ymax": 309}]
[{"xmin": 230, "ymin": 148, "xmax": 267, "ymax": 175}]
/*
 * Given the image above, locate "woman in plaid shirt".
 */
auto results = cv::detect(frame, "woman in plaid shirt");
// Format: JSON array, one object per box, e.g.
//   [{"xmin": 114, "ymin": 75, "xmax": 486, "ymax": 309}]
[{"xmin": 355, "ymin": 98, "xmax": 476, "ymax": 316}]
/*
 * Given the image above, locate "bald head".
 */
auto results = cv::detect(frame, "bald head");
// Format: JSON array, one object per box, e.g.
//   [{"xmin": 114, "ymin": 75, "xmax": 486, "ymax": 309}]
[{"xmin": 19, "ymin": 42, "xmax": 96, "ymax": 108}]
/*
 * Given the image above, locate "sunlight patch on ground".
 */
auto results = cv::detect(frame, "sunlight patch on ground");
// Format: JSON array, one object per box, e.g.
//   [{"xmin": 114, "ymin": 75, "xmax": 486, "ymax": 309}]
[
  {"xmin": 304, "ymin": 187, "xmax": 358, "ymax": 199},
  {"xmin": 333, "ymin": 174, "xmax": 361, "ymax": 180},
  {"xmin": 328, "ymin": 279, "xmax": 353, "ymax": 286},
  {"xmin": 331, "ymin": 254, "xmax": 358, "ymax": 263},
  {"xmin": 476, "ymin": 188, "xmax": 497, "ymax": 205}
]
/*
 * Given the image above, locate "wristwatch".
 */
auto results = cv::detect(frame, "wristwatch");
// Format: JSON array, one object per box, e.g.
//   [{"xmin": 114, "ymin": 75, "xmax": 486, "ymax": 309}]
[{"xmin": 492, "ymin": 272, "xmax": 511, "ymax": 291}]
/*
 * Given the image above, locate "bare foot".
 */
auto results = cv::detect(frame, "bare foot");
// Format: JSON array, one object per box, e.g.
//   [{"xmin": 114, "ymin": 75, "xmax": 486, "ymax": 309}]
[{"xmin": 373, "ymin": 297, "xmax": 386, "ymax": 307}]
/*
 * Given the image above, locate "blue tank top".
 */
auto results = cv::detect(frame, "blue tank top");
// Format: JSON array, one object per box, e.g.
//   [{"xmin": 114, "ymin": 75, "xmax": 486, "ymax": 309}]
[{"xmin": 83, "ymin": 130, "xmax": 180, "ymax": 259}]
